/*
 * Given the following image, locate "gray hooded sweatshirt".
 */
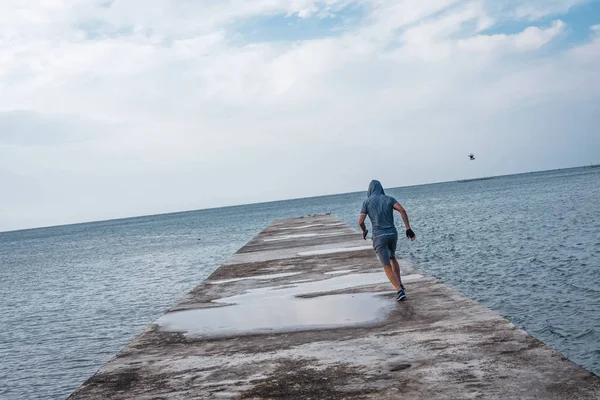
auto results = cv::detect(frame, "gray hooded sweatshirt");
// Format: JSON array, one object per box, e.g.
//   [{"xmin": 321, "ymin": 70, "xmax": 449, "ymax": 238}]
[{"xmin": 360, "ymin": 180, "xmax": 399, "ymax": 238}]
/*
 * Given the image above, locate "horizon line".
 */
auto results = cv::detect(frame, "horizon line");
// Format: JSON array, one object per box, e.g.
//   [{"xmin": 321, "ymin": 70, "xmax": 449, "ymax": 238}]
[{"xmin": 2, "ymin": 163, "xmax": 598, "ymax": 235}]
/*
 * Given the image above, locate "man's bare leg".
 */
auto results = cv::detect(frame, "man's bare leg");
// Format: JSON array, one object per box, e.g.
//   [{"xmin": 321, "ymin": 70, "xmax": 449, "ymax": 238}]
[
  {"xmin": 390, "ymin": 258, "xmax": 403, "ymax": 288},
  {"xmin": 383, "ymin": 264, "xmax": 401, "ymax": 291}
]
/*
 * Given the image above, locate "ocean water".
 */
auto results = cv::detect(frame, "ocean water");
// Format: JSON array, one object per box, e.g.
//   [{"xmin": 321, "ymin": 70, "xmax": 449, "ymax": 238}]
[{"xmin": 1, "ymin": 166, "xmax": 599, "ymax": 399}]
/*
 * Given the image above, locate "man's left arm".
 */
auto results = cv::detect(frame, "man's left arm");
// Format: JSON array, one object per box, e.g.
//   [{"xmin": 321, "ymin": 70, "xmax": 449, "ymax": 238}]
[{"xmin": 394, "ymin": 202, "xmax": 416, "ymax": 241}]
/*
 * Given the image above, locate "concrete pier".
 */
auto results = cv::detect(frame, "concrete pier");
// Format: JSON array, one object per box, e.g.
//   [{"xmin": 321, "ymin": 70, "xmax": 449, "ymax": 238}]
[{"xmin": 69, "ymin": 215, "xmax": 600, "ymax": 399}]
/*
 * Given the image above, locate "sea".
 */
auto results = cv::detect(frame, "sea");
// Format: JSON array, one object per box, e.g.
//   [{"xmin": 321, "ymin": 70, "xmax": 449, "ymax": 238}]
[{"xmin": 1, "ymin": 166, "xmax": 599, "ymax": 399}]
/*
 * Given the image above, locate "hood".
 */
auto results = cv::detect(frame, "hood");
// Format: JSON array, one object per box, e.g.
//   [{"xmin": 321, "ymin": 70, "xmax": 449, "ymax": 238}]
[{"xmin": 367, "ymin": 180, "xmax": 385, "ymax": 197}]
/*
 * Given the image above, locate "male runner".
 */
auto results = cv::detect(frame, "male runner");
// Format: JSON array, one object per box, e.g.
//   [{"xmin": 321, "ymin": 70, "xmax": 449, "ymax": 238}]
[{"xmin": 359, "ymin": 180, "xmax": 416, "ymax": 301}]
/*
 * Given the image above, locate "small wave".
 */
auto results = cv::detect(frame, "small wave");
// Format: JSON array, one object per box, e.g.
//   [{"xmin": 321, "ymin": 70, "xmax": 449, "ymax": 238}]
[
  {"xmin": 573, "ymin": 328, "xmax": 595, "ymax": 340},
  {"xmin": 539, "ymin": 321, "xmax": 570, "ymax": 339}
]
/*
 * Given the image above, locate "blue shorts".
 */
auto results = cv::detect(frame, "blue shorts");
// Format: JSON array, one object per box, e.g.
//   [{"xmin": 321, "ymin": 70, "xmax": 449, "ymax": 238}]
[{"xmin": 373, "ymin": 233, "xmax": 398, "ymax": 266}]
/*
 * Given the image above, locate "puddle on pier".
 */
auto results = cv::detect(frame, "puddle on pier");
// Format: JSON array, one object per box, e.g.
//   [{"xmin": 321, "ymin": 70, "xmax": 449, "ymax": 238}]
[
  {"xmin": 263, "ymin": 232, "xmax": 350, "ymax": 242},
  {"xmin": 207, "ymin": 272, "xmax": 301, "ymax": 284},
  {"xmin": 325, "ymin": 269, "xmax": 356, "ymax": 275},
  {"xmin": 278, "ymin": 224, "xmax": 323, "ymax": 230},
  {"xmin": 157, "ymin": 272, "xmax": 424, "ymax": 337},
  {"xmin": 297, "ymin": 245, "xmax": 373, "ymax": 256}
]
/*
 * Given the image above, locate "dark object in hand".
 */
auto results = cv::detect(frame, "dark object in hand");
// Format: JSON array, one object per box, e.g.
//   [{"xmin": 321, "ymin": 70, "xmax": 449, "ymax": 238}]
[
  {"xmin": 406, "ymin": 229, "xmax": 416, "ymax": 239},
  {"xmin": 363, "ymin": 229, "xmax": 368, "ymax": 240}
]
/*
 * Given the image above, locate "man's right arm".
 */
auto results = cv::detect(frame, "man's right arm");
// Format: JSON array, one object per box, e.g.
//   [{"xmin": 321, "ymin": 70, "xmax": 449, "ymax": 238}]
[
  {"xmin": 359, "ymin": 200, "xmax": 369, "ymax": 240},
  {"xmin": 394, "ymin": 203, "xmax": 416, "ymax": 241},
  {"xmin": 358, "ymin": 213, "xmax": 368, "ymax": 240}
]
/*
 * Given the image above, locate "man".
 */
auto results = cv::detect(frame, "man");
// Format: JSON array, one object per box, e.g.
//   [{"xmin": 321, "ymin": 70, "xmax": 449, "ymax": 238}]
[{"xmin": 359, "ymin": 180, "xmax": 416, "ymax": 301}]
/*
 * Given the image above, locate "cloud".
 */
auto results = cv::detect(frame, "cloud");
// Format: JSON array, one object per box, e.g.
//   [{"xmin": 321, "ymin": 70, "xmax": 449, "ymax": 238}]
[
  {"xmin": 0, "ymin": 111, "xmax": 113, "ymax": 146},
  {"xmin": 457, "ymin": 20, "xmax": 566, "ymax": 52},
  {"xmin": 0, "ymin": 0, "xmax": 599, "ymax": 230},
  {"xmin": 510, "ymin": 0, "xmax": 592, "ymax": 20}
]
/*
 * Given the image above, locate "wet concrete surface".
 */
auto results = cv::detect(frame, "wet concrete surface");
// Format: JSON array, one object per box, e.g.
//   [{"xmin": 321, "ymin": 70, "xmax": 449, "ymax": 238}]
[{"xmin": 68, "ymin": 215, "xmax": 600, "ymax": 399}]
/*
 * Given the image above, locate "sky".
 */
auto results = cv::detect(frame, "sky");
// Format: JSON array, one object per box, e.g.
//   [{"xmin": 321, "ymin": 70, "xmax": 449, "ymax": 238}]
[{"xmin": 1, "ymin": 0, "xmax": 599, "ymax": 231}]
